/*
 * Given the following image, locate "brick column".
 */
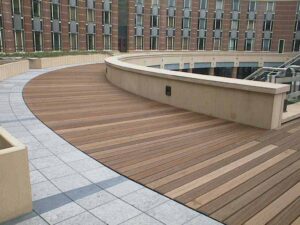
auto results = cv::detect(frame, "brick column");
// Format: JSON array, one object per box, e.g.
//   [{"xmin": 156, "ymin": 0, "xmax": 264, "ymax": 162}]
[
  {"xmin": 143, "ymin": 0, "xmax": 151, "ymax": 51},
  {"xmin": 95, "ymin": 1, "xmax": 103, "ymax": 50},
  {"xmin": 206, "ymin": 1, "xmax": 216, "ymax": 51},
  {"xmin": 190, "ymin": 0, "xmax": 200, "ymax": 50},
  {"xmin": 237, "ymin": 0, "xmax": 248, "ymax": 51},
  {"xmin": 174, "ymin": 0, "xmax": 183, "ymax": 50},
  {"xmin": 254, "ymin": 1, "xmax": 266, "ymax": 51},
  {"xmin": 78, "ymin": 0, "xmax": 86, "ymax": 51},
  {"xmin": 127, "ymin": 0, "xmax": 135, "ymax": 51},
  {"xmin": 111, "ymin": 0, "xmax": 118, "ymax": 51},
  {"xmin": 159, "ymin": 0, "xmax": 167, "ymax": 50},
  {"xmin": 61, "ymin": 0, "xmax": 69, "ymax": 51},
  {"xmin": 2, "ymin": 0, "xmax": 15, "ymax": 52},
  {"xmin": 23, "ymin": 0, "xmax": 33, "ymax": 52},
  {"xmin": 222, "ymin": 0, "xmax": 231, "ymax": 51},
  {"xmin": 43, "ymin": 0, "xmax": 52, "ymax": 51}
]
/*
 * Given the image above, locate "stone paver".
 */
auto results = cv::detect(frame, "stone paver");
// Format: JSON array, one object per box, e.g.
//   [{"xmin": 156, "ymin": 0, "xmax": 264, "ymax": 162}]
[{"xmin": 0, "ymin": 66, "xmax": 223, "ymax": 225}]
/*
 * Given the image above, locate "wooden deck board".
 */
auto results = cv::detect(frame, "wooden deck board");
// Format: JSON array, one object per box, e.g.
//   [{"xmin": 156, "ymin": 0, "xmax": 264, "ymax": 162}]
[{"xmin": 23, "ymin": 64, "xmax": 300, "ymax": 225}]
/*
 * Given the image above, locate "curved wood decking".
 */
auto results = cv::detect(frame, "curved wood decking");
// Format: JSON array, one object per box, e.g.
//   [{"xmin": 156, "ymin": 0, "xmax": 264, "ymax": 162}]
[{"xmin": 23, "ymin": 64, "xmax": 300, "ymax": 225}]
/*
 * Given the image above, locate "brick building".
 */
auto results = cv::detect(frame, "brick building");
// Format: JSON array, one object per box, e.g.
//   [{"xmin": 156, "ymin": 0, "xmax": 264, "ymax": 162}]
[{"xmin": 0, "ymin": 0, "xmax": 299, "ymax": 53}]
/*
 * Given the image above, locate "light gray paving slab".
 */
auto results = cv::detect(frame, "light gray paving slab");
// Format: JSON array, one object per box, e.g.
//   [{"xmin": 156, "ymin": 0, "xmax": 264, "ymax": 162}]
[
  {"xmin": 1, "ymin": 212, "xmax": 48, "ymax": 225},
  {"xmin": 120, "ymin": 213, "xmax": 164, "ymax": 225},
  {"xmin": 39, "ymin": 201, "xmax": 85, "ymax": 225},
  {"xmin": 184, "ymin": 214, "xmax": 223, "ymax": 225},
  {"xmin": 66, "ymin": 184, "xmax": 116, "ymax": 210},
  {"xmin": 147, "ymin": 201, "xmax": 199, "ymax": 225},
  {"xmin": 91, "ymin": 199, "xmax": 142, "ymax": 225},
  {"xmin": 82, "ymin": 167, "xmax": 119, "ymax": 184},
  {"xmin": 56, "ymin": 212, "xmax": 106, "ymax": 225},
  {"xmin": 101, "ymin": 179, "xmax": 143, "ymax": 198},
  {"xmin": 67, "ymin": 158, "xmax": 103, "ymax": 172},
  {"xmin": 30, "ymin": 155, "xmax": 64, "ymax": 169},
  {"xmin": 51, "ymin": 173, "xmax": 92, "ymax": 192},
  {"xmin": 27, "ymin": 148, "xmax": 53, "ymax": 160},
  {"xmin": 122, "ymin": 188, "xmax": 168, "ymax": 212},
  {"xmin": 31, "ymin": 180, "xmax": 61, "ymax": 201},
  {"xmin": 40, "ymin": 164, "xmax": 76, "ymax": 180},
  {"xmin": 30, "ymin": 170, "xmax": 47, "ymax": 185},
  {"xmin": 58, "ymin": 151, "xmax": 89, "ymax": 163}
]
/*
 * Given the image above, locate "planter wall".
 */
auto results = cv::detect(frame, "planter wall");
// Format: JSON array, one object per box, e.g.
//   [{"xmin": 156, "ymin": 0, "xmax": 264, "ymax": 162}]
[
  {"xmin": 0, "ymin": 60, "xmax": 29, "ymax": 81},
  {"xmin": 0, "ymin": 127, "xmax": 32, "ymax": 223}
]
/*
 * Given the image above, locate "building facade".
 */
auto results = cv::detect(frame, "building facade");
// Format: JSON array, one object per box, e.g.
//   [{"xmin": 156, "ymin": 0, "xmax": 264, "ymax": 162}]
[{"xmin": 0, "ymin": 0, "xmax": 299, "ymax": 53}]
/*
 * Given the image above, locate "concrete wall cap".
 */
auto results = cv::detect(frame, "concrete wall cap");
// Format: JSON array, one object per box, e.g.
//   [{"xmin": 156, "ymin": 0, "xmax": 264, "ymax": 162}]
[{"xmin": 105, "ymin": 53, "xmax": 291, "ymax": 95}]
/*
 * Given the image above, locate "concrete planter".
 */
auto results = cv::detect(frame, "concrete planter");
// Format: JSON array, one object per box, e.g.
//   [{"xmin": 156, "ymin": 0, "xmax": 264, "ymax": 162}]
[
  {"xmin": 0, "ymin": 60, "xmax": 29, "ymax": 81},
  {"xmin": 29, "ymin": 54, "xmax": 110, "ymax": 69},
  {"xmin": 0, "ymin": 127, "xmax": 32, "ymax": 223}
]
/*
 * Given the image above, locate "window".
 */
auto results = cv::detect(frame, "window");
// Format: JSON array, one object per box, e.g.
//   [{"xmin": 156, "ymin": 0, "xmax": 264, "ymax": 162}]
[
  {"xmin": 13, "ymin": 0, "xmax": 22, "ymax": 15},
  {"xmin": 263, "ymin": 20, "xmax": 273, "ymax": 31},
  {"xmin": 104, "ymin": 35, "xmax": 111, "ymax": 50},
  {"xmin": 262, "ymin": 39, "xmax": 271, "ymax": 51},
  {"xmin": 232, "ymin": 0, "xmax": 240, "ymax": 11},
  {"xmin": 70, "ymin": 6, "xmax": 77, "ymax": 21},
  {"xmin": 247, "ymin": 20, "xmax": 255, "ymax": 30},
  {"xmin": 150, "ymin": 37, "xmax": 158, "ymax": 50},
  {"xmin": 167, "ymin": 37, "xmax": 174, "ymax": 50},
  {"xmin": 52, "ymin": 32, "xmax": 61, "ymax": 50},
  {"xmin": 216, "ymin": 0, "xmax": 223, "ymax": 10},
  {"xmin": 87, "ymin": 34, "xmax": 95, "ymax": 50},
  {"xmin": 182, "ymin": 37, "xmax": 189, "ymax": 50},
  {"xmin": 0, "ymin": 14, "xmax": 3, "ymax": 52},
  {"xmin": 228, "ymin": 38, "xmax": 237, "ymax": 50},
  {"xmin": 231, "ymin": 20, "xmax": 238, "ymax": 30},
  {"xmin": 151, "ymin": 15, "xmax": 159, "ymax": 27},
  {"xmin": 135, "ymin": 36, "xmax": 143, "ymax": 50},
  {"xmin": 213, "ymin": 38, "xmax": 221, "ymax": 50},
  {"xmin": 293, "ymin": 40, "xmax": 300, "ymax": 51},
  {"xmin": 168, "ymin": 17, "xmax": 175, "ymax": 28},
  {"xmin": 200, "ymin": 0, "xmax": 207, "ymax": 10},
  {"xmin": 51, "ymin": 3, "xmax": 60, "ymax": 20},
  {"xmin": 184, "ymin": 0, "xmax": 190, "ymax": 8},
  {"xmin": 136, "ymin": 15, "xmax": 143, "ymax": 26},
  {"xmin": 103, "ymin": 11, "xmax": 110, "ymax": 24},
  {"xmin": 199, "ymin": 18, "xmax": 206, "ymax": 29},
  {"xmin": 32, "ymin": 0, "xmax": 41, "ymax": 17},
  {"xmin": 168, "ymin": 0, "xmax": 175, "ymax": 7},
  {"xmin": 33, "ymin": 31, "xmax": 42, "ymax": 51},
  {"xmin": 249, "ymin": 1, "xmax": 256, "ymax": 11},
  {"xmin": 266, "ymin": 2, "xmax": 274, "ymax": 12},
  {"xmin": 70, "ymin": 33, "xmax": 78, "ymax": 50},
  {"xmin": 214, "ymin": 19, "xmax": 222, "ymax": 30},
  {"xmin": 15, "ymin": 30, "xmax": 24, "ymax": 51},
  {"xmin": 245, "ymin": 39, "xmax": 254, "ymax": 51},
  {"xmin": 182, "ymin": 18, "xmax": 190, "ymax": 29},
  {"xmin": 87, "ymin": 9, "xmax": 95, "ymax": 22},
  {"xmin": 198, "ymin": 38, "xmax": 206, "ymax": 50}
]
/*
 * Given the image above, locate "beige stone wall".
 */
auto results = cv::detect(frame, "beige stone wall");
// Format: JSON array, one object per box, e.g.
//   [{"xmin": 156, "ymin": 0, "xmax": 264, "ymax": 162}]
[
  {"xmin": 124, "ymin": 51, "xmax": 297, "ymax": 69},
  {"xmin": 0, "ymin": 128, "xmax": 32, "ymax": 223},
  {"xmin": 29, "ymin": 54, "xmax": 111, "ymax": 69},
  {"xmin": 106, "ymin": 53, "xmax": 290, "ymax": 129},
  {"xmin": 0, "ymin": 60, "xmax": 30, "ymax": 81}
]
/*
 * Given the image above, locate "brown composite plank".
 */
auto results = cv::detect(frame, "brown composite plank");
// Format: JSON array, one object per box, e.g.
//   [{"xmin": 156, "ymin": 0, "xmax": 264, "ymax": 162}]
[{"xmin": 23, "ymin": 63, "xmax": 300, "ymax": 225}]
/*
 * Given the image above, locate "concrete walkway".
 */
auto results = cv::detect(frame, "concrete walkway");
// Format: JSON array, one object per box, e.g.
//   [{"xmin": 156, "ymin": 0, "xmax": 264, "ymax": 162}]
[{"xmin": 0, "ymin": 65, "xmax": 222, "ymax": 225}]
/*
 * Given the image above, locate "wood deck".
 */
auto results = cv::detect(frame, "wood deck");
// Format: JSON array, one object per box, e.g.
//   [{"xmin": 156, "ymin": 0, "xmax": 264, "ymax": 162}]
[{"xmin": 23, "ymin": 64, "xmax": 300, "ymax": 225}]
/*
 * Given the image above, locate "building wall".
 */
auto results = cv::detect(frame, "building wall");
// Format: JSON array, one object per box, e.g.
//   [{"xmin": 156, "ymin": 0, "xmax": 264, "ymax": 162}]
[{"xmin": 0, "ymin": 0, "xmax": 298, "ymax": 53}]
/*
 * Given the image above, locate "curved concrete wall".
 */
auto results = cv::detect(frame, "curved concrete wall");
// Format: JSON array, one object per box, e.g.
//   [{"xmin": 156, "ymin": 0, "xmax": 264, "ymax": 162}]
[
  {"xmin": 0, "ymin": 60, "xmax": 29, "ymax": 81},
  {"xmin": 29, "ymin": 54, "xmax": 111, "ymax": 69},
  {"xmin": 105, "ymin": 52, "xmax": 292, "ymax": 129}
]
